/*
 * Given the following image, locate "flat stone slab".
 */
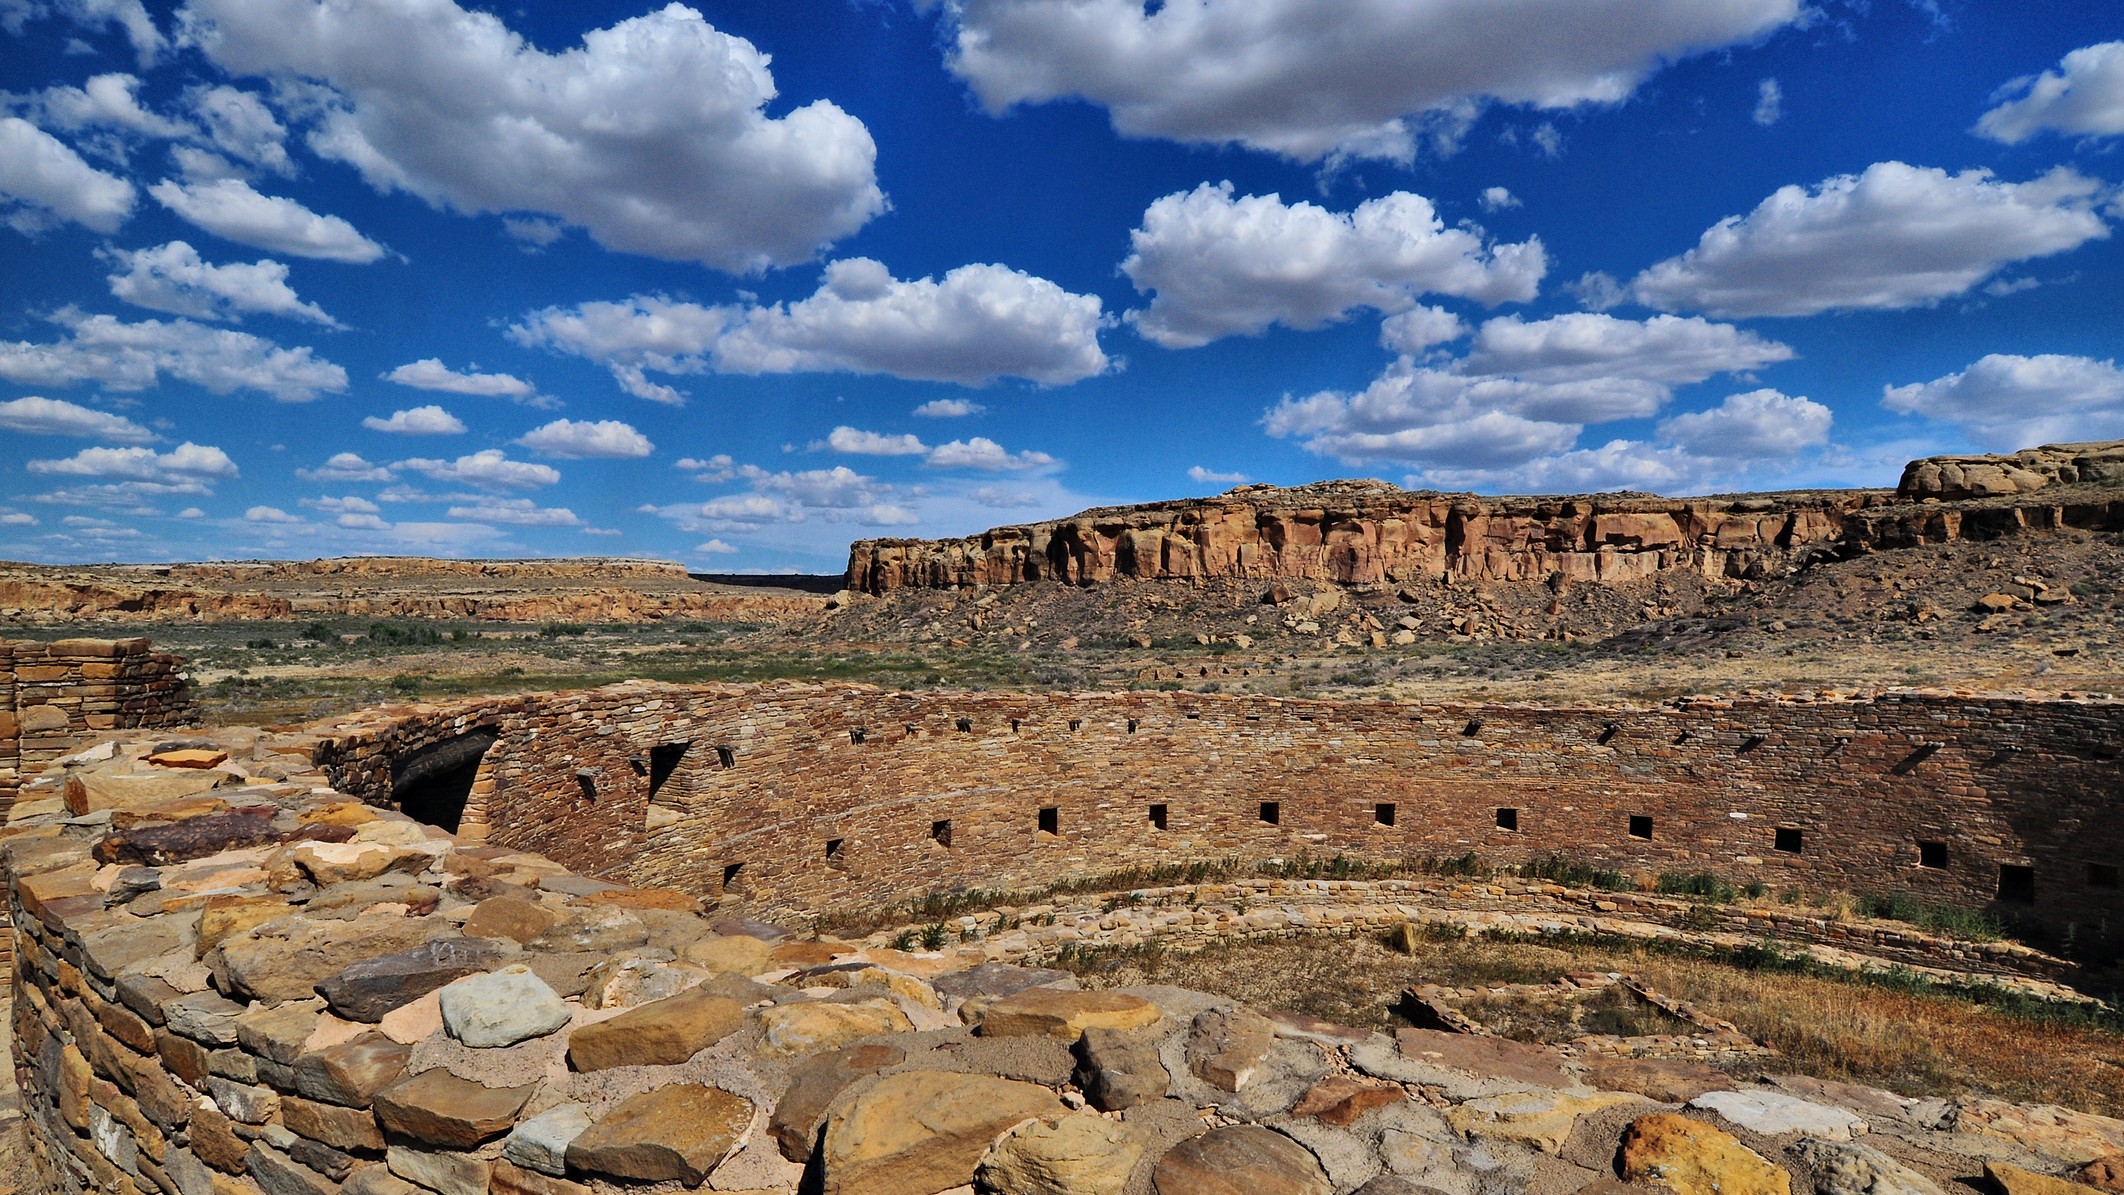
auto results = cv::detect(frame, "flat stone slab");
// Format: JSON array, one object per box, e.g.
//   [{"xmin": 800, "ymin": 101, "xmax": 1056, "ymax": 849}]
[
  {"xmin": 820, "ymin": 1070, "xmax": 1065, "ymax": 1195},
  {"xmin": 566, "ymin": 1085, "xmax": 753, "ymax": 1184},
  {"xmin": 568, "ymin": 984, "xmax": 746, "ymax": 1070},
  {"xmin": 970, "ymin": 988, "xmax": 1163, "ymax": 1041},
  {"xmin": 291, "ymin": 1034, "xmax": 412, "ymax": 1107},
  {"xmin": 1151, "ymin": 1124, "xmax": 1332, "ymax": 1195},
  {"xmin": 317, "ymin": 937, "xmax": 503, "ymax": 1022},
  {"xmin": 95, "ymin": 811, "xmax": 279, "ymax": 866},
  {"xmin": 1689, "ymin": 1090, "xmax": 1866, "ymax": 1141},
  {"xmin": 931, "ymin": 961, "xmax": 1075, "ymax": 1001},
  {"xmin": 375, "ymin": 1069, "xmax": 536, "ymax": 1148},
  {"xmin": 1621, "ymin": 1113, "xmax": 1791, "ymax": 1195}
]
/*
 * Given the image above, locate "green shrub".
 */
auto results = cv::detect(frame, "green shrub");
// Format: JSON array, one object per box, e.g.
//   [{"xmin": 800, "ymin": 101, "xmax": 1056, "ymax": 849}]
[{"xmin": 1656, "ymin": 872, "xmax": 1738, "ymax": 902}]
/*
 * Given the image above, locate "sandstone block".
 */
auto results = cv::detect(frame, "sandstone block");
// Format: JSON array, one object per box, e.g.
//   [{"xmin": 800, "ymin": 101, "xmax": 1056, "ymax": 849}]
[
  {"xmin": 1186, "ymin": 1006, "xmax": 1277, "ymax": 1092},
  {"xmin": 1792, "ymin": 1138, "xmax": 1945, "ymax": 1195},
  {"xmin": 977, "ymin": 1113, "xmax": 1147, "ymax": 1195},
  {"xmin": 757, "ymin": 998, "xmax": 912, "ymax": 1057},
  {"xmin": 502, "ymin": 1104, "xmax": 594, "ymax": 1177},
  {"xmin": 461, "ymin": 896, "xmax": 555, "ymax": 944},
  {"xmin": 771, "ymin": 1042, "xmax": 907, "ymax": 1162},
  {"xmin": 386, "ymin": 1146, "xmax": 490, "ymax": 1195},
  {"xmin": 316, "ymin": 936, "xmax": 501, "ymax": 1022},
  {"xmin": 1688, "ymin": 1090, "xmax": 1864, "ymax": 1141},
  {"xmin": 568, "ymin": 984, "xmax": 746, "ymax": 1070},
  {"xmin": 565, "ymin": 1084, "xmax": 753, "ymax": 1185},
  {"xmin": 291, "ymin": 1035, "xmax": 411, "ymax": 1107},
  {"xmin": 1150, "ymin": 1125, "xmax": 1331, "ymax": 1195},
  {"xmin": 1619, "ymin": 1113, "xmax": 1789, "ymax": 1195},
  {"xmin": 820, "ymin": 1070, "xmax": 1065, "ymax": 1195},
  {"xmin": 374, "ymin": 1069, "xmax": 535, "ymax": 1148},
  {"xmin": 970, "ymin": 987, "xmax": 1162, "ymax": 1041},
  {"xmin": 245, "ymin": 1143, "xmax": 337, "ymax": 1195},
  {"xmin": 1446, "ymin": 1089, "xmax": 1647, "ymax": 1153},
  {"xmin": 1074, "ymin": 1026, "xmax": 1169, "ymax": 1111},
  {"xmin": 1289, "ymin": 1077, "xmax": 1405, "ymax": 1127},
  {"xmin": 1987, "ymin": 1164, "xmax": 2107, "ymax": 1195},
  {"xmin": 282, "ymin": 1097, "xmax": 386, "ymax": 1153}
]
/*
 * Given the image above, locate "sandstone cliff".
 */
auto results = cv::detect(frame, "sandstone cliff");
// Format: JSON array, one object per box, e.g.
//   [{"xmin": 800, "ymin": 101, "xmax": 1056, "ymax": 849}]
[{"xmin": 847, "ymin": 441, "xmax": 2124, "ymax": 595}]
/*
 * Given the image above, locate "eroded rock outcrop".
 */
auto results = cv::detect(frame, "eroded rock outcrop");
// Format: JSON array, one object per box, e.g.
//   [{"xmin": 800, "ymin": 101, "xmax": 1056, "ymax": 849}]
[{"xmin": 1899, "ymin": 441, "xmax": 2124, "ymax": 501}]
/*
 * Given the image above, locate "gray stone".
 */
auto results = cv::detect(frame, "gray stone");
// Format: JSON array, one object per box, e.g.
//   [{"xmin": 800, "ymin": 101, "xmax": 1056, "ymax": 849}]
[
  {"xmin": 159, "ymin": 993, "xmax": 244, "ymax": 1048},
  {"xmin": 1187, "ymin": 1006, "xmax": 1277, "ymax": 1092},
  {"xmin": 1793, "ymin": 1138, "xmax": 1947, "ymax": 1195},
  {"xmin": 206, "ymin": 1075, "xmax": 280, "ymax": 1124},
  {"xmin": 246, "ymin": 1143, "xmax": 338, "ymax": 1195},
  {"xmin": 932, "ymin": 961, "xmax": 1077, "ymax": 1001},
  {"xmin": 1075, "ymin": 1026, "xmax": 1169, "ymax": 1111},
  {"xmin": 1689, "ymin": 1090, "xmax": 1866, "ymax": 1141},
  {"xmin": 388, "ymin": 1145, "xmax": 492, "ymax": 1195},
  {"xmin": 503, "ymin": 1104, "xmax": 595, "ymax": 1178},
  {"xmin": 437, "ymin": 965, "xmax": 571, "ymax": 1048}
]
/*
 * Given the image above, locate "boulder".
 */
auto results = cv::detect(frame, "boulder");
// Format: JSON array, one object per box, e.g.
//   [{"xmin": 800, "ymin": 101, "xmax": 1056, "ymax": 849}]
[
  {"xmin": 1986, "ymin": 1163, "xmax": 2107, "ymax": 1195},
  {"xmin": 1688, "ymin": 1090, "xmax": 1865, "ymax": 1141},
  {"xmin": 565, "ymin": 1085, "xmax": 754, "ymax": 1184},
  {"xmin": 819, "ymin": 1070, "xmax": 1066, "ymax": 1195},
  {"xmin": 757, "ymin": 998, "xmax": 913, "ymax": 1057},
  {"xmin": 437, "ymin": 966, "xmax": 571, "ymax": 1048},
  {"xmin": 770, "ymin": 1042, "xmax": 907, "ymax": 1162},
  {"xmin": 374, "ymin": 1069, "xmax": 536, "ymax": 1148},
  {"xmin": 1619, "ymin": 1113, "xmax": 1789, "ymax": 1195},
  {"xmin": 317, "ymin": 936, "xmax": 503, "ymax": 1022},
  {"xmin": 977, "ymin": 1113, "xmax": 1149, "ymax": 1195},
  {"xmin": 1187, "ymin": 1006, "xmax": 1278, "ymax": 1092},
  {"xmin": 681, "ymin": 933, "xmax": 775, "ymax": 975},
  {"xmin": 970, "ymin": 987, "xmax": 1163, "ymax": 1041},
  {"xmin": 503, "ymin": 1105, "xmax": 595, "ymax": 1178},
  {"xmin": 462, "ymin": 896, "xmax": 555, "ymax": 944},
  {"xmin": 1074, "ymin": 1026, "xmax": 1169, "ymax": 1111},
  {"xmin": 1792, "ymin": 1138, "xmax": 1946, "ymax": 1195},
  {"xmin": 1150, "ymin": 1125, "xmax": 1332, "ymax": 1195},
  {"xmin": 567, "ymin": 985, "xmax": 746, "ymax": 1070}
]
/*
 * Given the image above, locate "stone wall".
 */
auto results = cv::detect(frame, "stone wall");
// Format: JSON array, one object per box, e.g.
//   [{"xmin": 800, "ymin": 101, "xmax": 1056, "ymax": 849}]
[
  {"xmin": 12, "ymin": 721, "xmax": 2124, "ymax": 1195},
  {"xmin": 0, "ymin": 638, "xmax": 195, "ymax": 820},
  {"xmin": 843, "ymin": 476, "xmax": 2124, "ymax": 595},
  {"xmin": 308, "ymin": 683, "xmax": 2124, "ymax": 947}
]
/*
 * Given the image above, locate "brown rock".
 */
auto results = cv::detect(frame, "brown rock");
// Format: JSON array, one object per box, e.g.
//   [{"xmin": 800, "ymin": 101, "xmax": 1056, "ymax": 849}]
[
  {"xmin": 1186, "ymin": 1006, "xmax": 1277, "ymax": 1092},
  {"xmin": 317, "ymin": 936, "xmax": 503, "ymax": 1022},
  {"xmin": 1585, "ymin": 1057, "xmax": 1730, "ymax": 1104},
  {"xmin": 1150, "ymin": 1125, "xmax": 1331, "ymax": 1195},
  {"xmin": 681, "ymin": 933, "xmax": 775, "ymax": 975},
  {"xmin": 189, "ymin": 1102, "xmax": 249, "ymax": 1173},
  {"xmin": 1393, "ymin": 1028, "xmax": 1572, "ymax": 1089},
  {"xmin": 1074, "ymin": 1027, "xmax": 1169, "ymax": 1112},
  {"xmin": 283, "ymin": 1096, "xmax": 387, "ymax": 1153},
  {"xmin": 820, "ymin": 1070, "xmax": 1066, "ymax": 1195},
  {"xmin": 374, "ymin": 1069, "xmax": 536, "ymax": 1148},
  {"xmin": 462, "ymin": 896, "xmax": 556, "ymax": 944},
  {"xmin": 66, "ymin": 768, "xmax": 230, "ymax": 815},
  {"xmin": 978, "ymin": 1114, "xmax": 1148, "ymax": 1195},
  {"xmin": 490, "ymin": 1159, "xmax": 594, "ymax": 1195},
  {"xmin": 196, "ymin": 894, "xmax": 292, "ymax": 957},
  {"xmin": 971, "ymin": 988, "xmax": 1163, "ymax": 1041},
  {"xmin": 757, "ymin": 998, "xmax": 913, "ymax": 1057},
  {"xmin": 565, "ymin": 1084, "xmax": 753, "ymax": 1184},
  {"xmin": 247, "ymin": 1143, "xmax": 338, "ymax": 1195},
  {"xmin": 1290, "ymin": 1077, "xmax": 1405, "ymax": 1127},
  {"xmin": 95, "ymin": 811, "xmax": 279, "ymax": 866},
  {"xmin": 1989, "ymin": 1163, "xmax": 2106, "ymax": 1195},
  {"xmin": 2079, "ymin": 1157, "xmax": 2124, "ymax": 1194},
  {"xmin": 1619, "ymin": 1113, "xmax": 1789, "ymax": 1195},
  {"xmin": 149, "ymin": 748, "xmax": 230, "ymax": 769},
  {"xmin": 292, "ymin": 1034, "xmax": 412, "ymax": 1107},
  {"xmin": 771, "ymin": 1042, "xmax": 907, "ymax": 1162},
  {"xmin": 567, "ymin": 986, "xmax": 746, "ymax": 1071}
]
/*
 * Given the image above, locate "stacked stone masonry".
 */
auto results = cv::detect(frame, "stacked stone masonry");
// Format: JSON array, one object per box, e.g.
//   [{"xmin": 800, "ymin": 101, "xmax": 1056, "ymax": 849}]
[
  {"xmin": 10, "ymin": 704, "xmax": 2124, "ymax": 1195},
  {"xmin": 0, "ymin": 637, "xmax": 196, "ymax": 819},
  {"xmin": 309, "ymin": 682, "xmax": 2124, "ymax": 945},
  {"xmin": 844, "ymin": 457, "xmax": 2124, "ymax": 594}
]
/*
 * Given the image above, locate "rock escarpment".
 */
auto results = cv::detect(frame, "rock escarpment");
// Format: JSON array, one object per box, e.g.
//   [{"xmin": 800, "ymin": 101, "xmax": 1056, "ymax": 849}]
[
  {"xmin": 1897, "ymin": 440, "xmax": 2124, "ymax": 501},
  {"xmin": 847, "ymin": 441, "xmax": 2124, "ymax": 595}
]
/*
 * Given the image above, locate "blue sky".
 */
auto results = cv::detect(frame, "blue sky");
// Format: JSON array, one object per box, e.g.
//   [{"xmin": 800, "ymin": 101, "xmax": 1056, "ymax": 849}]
[{"xmin": 1, "ymin": 1, "xmax": 2122, "ymax": 571}]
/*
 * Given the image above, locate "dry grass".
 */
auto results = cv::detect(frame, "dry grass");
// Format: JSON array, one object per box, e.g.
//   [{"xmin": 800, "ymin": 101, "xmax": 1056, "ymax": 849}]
[{"xmin": 1065, "ymin": 932, "xmax": 2124, "ymax": 1116}]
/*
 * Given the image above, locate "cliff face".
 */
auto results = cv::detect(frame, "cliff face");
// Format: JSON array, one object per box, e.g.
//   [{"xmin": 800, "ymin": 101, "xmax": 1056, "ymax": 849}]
[
  {"xmin": 848, "ymin": 441, "xmax": 2124, "ymax": 595},
  {"xmin": 1897, "ymin": 440, "xmax": 2124, "ymax": 501}
]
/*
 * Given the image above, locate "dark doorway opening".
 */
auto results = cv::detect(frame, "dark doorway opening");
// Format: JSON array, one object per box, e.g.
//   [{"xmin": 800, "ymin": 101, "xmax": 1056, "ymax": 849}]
[
  {"xmin": 1998, "ymin": 864, "xmax": 2035, "ymax": 903},
  {"xmin": 390, "ymin": 728, "xmax": 496, "ymax": 834},
  {"xmin": 648, "ymin": 743, "xmax": 689, "ymax": 801}
]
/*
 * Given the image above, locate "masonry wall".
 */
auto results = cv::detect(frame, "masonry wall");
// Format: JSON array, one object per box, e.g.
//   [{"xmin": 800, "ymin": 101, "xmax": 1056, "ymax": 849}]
[
  {"xmin": 0, "ymin": 637, "xmax": 195, "ymax": 820},
  {"xmin": 312, "ymin": 683, "xmax": 2124, "ymax": 945}
]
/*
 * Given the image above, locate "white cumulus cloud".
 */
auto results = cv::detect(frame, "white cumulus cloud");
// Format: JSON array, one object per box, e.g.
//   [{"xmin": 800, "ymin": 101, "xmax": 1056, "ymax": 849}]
[
  {"xmin": 188, "ymin": 85, "xmax": 289, "ymax": 174},
  {"xmin": 913, "ymin": 398, "xmax": 984, "ymax": 418},
  {"xmin": 1752, "ymin": 77, "xmax": 1782, "ymax": 126},
  {"xmin": 926, "ymin": 437, "xmax": 1056, "ymax": 472},
  {"xmin": 1121, "ymin": 182, "xmax": 1544, "ymax": 348},
  {"xmin": 0, "ymin": 115, "xmax": 135, "ymax": 232},
  {"xmin": 1188, "ymin": 465, "xmax": 1248, "ymax": 485},
  {"xmin": 1632, "ymin": 162, "xmax": 2111, "ymax": 317},
  {"xmin": 362, "ymin": 405, "xmax": 465, "ymax": 435},
  {"xmin": 1975, "ymin": 41, "xmax": 2124, "ymax": 144},
  {"xmin": 516, "ymin": 418, "xmax": 653, "ymax": 459},
  {"xmin": 1656, "ymin": 388, "xmax": 1830, "ymax": 458},
  {"xmin": 1882, "ymin": 353, "xmax": 2124, "ymax": 450},
  {"xmin": 445, "ymin": 497, "xmax": 580, "ymax": 526},
  {"xmin": 243, "ymin": 504, "xmax": 300, "ymax": 523},
  {"xmin": 149, "ymin": 177, "xmax": 385, "ymax": 263},
  {"xmin": 1479, "ymin": 186, "xmax": 1520, "ymax": 211},
  {"xmin": 0, "ymin": 310, "xmax": 346, "ymax": 401},
  {"xmin": 0, "ymin": 395, "xmax": 154, "ymax": 442},
  {"xmin": 382, "ymin": 358, "xmax": 539, "ymax": 403},
  {"xmin": 822, "ymin": 426, "xmax": 929, "ymax": 456},
  {"xmin": 178, "ymin": 0, "xmax": 884, "ymax": 272},
  {"xmin": 33, "ymin": 73, "xmax": 191, "ymax": 139},
  {"xmin": 297, "ymin": 451, "xmax": 391, "ymax": 483},
  {"xmin": 396, "ymin": 448, "xmax": 559, "ymax": 489},
  {"xmin": 511, "ymin": 257, "xmax": 1110, "ymax": 396},
  {"xmin": 104, "ymin": 240, "xmax": 338, "ymax": 325},
  {"xmin": 927, "ymin": 0, "xmax": 1803, "ymax": 162},
  {"xmin": 27, "ymin": 441, "xmax": 236, "ymax": 492}
]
